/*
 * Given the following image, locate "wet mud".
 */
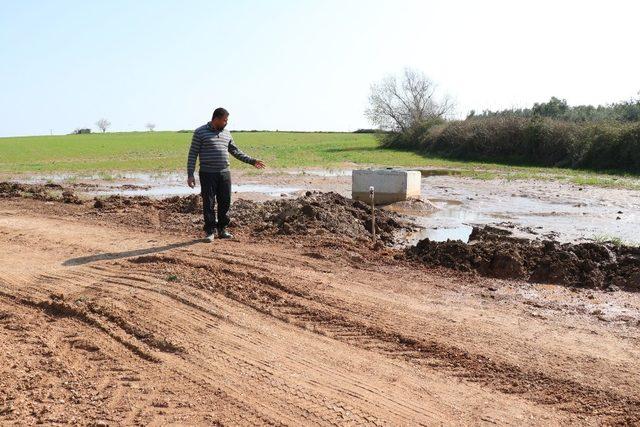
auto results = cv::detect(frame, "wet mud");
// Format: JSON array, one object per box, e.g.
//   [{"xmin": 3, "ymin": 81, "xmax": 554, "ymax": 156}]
[
  {"xmin": 406, "ymin": 226, "xmax": 640, "ymax": 291},
  {"xmin": 3, "ymin": 181, "xmax": 638, "ymax": 289},
  {"xmin": 90, "ymin": 189, "xmax": 411, "ymax": 245}
]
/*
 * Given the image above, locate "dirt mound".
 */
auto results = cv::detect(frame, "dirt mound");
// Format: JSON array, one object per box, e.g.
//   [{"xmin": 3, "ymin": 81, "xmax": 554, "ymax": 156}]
[
  {"xmin": 406, "ymin": 226, "xmax": 640, "ymax": 291},
  {"xmin": 93, "ymin": 195, "xmax": 154, "ymax": 209},
  {"xmin": 158, "ymin": 195, "xmax": 201, "ymax": 214},
  {"xmin": 0, "ymin": 182, "xmax": 82, "ymax": 204},
  {"xmin": 90, "ymin": 191, "xmax": 410, "ymax": 244},
  {"xmin": 92, "ymin": 194, "xmax": 201, "ymax": 213},
  {"xmin": 230, "ymin": 191, "xmax": 410, "ymax": 244}
]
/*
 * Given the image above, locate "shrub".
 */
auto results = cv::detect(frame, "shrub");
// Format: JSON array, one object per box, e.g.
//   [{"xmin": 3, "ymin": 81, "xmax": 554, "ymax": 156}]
[{"xmin": 381, "ymin": 117, "xmax": 640, "ymax": 174}]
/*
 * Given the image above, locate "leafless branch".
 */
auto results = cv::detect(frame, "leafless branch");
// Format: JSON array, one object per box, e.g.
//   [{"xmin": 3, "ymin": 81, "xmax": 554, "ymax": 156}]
[
  {"xmin": 366, "ymin": 68, "xmax": 454, "ymax": 132},
  {"xmin": 95, "ymin": 118, "xmax": 111, "ymax": 133}
]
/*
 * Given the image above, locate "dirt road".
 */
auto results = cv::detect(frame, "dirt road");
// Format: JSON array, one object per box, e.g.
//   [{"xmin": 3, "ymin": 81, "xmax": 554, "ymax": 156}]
[{"xmin": 1, "ymin": 197, "xmax": 640, "ymax": 425}]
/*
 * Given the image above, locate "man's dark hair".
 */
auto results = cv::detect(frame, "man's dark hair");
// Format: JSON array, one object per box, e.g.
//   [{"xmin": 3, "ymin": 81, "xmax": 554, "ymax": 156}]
[{"xmin": 212, "ymin": 107, "xmax": 229, "ymax": 120}]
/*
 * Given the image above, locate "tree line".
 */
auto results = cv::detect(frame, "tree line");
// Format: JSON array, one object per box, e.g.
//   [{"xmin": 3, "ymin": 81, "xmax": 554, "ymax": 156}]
[{"xmin": 367, "ymin": 69, "xmax": 640, "ymax": 174}]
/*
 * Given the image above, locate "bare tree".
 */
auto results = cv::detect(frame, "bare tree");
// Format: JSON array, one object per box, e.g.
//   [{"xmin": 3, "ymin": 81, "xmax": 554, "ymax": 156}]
[
  {"xmin": 366, "ymin": 68, "xmax": 453, "ymax": 132},
  {"xmin": 145, "ymin": 122, "xmax": 156, "ymax": 132},
  {"xmin": 95, "ymin": 118, "xmax": 111, "ymax": 133}
]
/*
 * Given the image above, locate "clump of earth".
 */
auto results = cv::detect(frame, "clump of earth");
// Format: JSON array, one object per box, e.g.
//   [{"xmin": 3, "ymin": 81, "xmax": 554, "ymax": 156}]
[
  {"xmin": 406, "ymin": 226, "xmax": 640, "ymax": 291},
  {"xmin": 230, "ymin": 191, "xmax": 412, "ymax": 245},
  {"xmin": 0, "ymin": 182, "xmax": 82, "ymax": 204},
  {"xmin": 89, "ymin": 190, "xmax": 410, "ymax": 244},
  {"xmin": 92, "ymin": 194, "xmax": 201, "ymax": 214}
]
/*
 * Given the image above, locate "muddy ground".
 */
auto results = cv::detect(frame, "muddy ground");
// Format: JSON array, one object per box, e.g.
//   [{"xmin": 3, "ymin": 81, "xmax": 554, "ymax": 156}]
[
  {"xmin": 1, "ymin": 183, "xmax": 640, "ymax": 425},
  {"xmin": 5, "ymin": 183, "xmax": 411, "ymax": 247},
  {"xmin": 4, "ymin": 168, "xmax": 639, "ymax": 245},
  {"xmin": 406, "ymin": 226, "xmax": 640, "ymax": 291}
]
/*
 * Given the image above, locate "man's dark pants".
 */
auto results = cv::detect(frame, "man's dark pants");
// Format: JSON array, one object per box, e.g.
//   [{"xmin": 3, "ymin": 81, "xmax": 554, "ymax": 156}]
[{"xmin": 199, "ymin": 171, "xmax": 231, "ymax": 235}]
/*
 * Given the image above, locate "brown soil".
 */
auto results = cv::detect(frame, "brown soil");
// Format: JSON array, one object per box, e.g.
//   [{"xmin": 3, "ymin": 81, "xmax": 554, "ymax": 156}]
[
  {"xmin": 230, "ymin": 191, "xmax": 411, "ymax": 244},
  {"xmin": 89, "ymin": 189, "xmax": 410, "ymax": 245},
  {"xmin": 2, "ymin": 184, "xmax": 640, "ymax": 425},
  {"xmin": 0, "ymin": 182, "xmax": 82, "ymax": 204},
  {"xmin": 406, "ymin": 226, "xmax": 640, "ymax": 291}
]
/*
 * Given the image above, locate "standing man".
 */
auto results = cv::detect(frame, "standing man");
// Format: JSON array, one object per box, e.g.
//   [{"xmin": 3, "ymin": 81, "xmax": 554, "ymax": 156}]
[{"xmin": 187, "ymin": 107, "xmax": 265, "ymax": 242}]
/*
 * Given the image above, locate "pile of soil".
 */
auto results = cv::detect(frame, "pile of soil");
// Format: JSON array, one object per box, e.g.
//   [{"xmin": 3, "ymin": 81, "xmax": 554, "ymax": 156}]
[
  {"xmin": 90, "ymin": 194, "xmax": 199, "ymax": 232},
  {"xmin": 0, "ymin": 182, "xmax": 82, "ymax": 204},
  {"xmin": 230, "ymin": 191, "xmax": 410, "ymax": 244},
  {"xmin": 406, "ymin": 226, "xmax": 640, "ymax": 291},
  {"xmin": 93, "ymin": 194, "xmax": 201, "ymax": 212},
  {"xmin": 90, "ymin": 190, "xmax": 410, "ymax": 244}
]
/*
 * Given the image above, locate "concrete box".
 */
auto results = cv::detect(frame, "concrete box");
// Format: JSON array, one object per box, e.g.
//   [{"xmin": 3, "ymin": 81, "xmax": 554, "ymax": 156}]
[{"xmin": 352, "ymin": 169, "xmax": 422, "ymax": 204}]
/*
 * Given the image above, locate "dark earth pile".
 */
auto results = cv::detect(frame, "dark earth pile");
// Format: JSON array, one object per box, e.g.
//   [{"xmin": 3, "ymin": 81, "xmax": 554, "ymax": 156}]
[
  {"xmin": 406, "ymin": 226, "xmax": 640, "ymax": 291},
  {"xmin": 230, "ymin": 191, "xmax": 410, "ymax": 244},
  {"xmin": 3, "ymin": 183, "xmax": 406, "ymax": 244},
  {"xmin": 0, "ymin": 182, "xmax": 82, "ymax": 204},
  {"xmin": 90, "ymin": 190, "xmax": 409, "ymax": 244},
  {"xmin": 92, "ymin": 194, "xmax": 202, "ymax": 214}
]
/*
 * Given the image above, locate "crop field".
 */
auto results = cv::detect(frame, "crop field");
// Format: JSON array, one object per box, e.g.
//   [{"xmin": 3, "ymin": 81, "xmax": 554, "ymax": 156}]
[{"xmin": 2, "ymin": 131, "xmax": 639, "ymax": 190}]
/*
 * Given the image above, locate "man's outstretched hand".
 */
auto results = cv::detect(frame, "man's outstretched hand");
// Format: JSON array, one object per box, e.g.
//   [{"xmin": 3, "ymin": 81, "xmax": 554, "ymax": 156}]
[
  {"xmin": 187, "ymin": 176, "xmax": 196, "ymax": 188},
  {"xmin": 254, "ymin": 160, "xmax": 266, "ymax": 169}
]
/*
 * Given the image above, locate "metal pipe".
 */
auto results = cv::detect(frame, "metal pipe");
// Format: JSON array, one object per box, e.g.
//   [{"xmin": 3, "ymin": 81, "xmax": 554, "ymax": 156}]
[{"xmin": 369, "ymin": 186, "xmax": 376, "ymax": 243}]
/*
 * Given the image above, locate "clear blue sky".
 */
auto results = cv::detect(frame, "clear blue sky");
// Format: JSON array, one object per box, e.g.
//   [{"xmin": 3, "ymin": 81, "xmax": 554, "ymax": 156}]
[{"xmin": 1, "ymin": 0, "xmax": 638, "ymax": 136}]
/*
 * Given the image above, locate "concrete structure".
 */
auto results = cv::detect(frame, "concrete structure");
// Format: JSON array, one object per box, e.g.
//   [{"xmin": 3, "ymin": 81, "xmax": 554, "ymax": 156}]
[{"xmin": 352, "ymin": 169, "xmax": 422, "ymax": 204}]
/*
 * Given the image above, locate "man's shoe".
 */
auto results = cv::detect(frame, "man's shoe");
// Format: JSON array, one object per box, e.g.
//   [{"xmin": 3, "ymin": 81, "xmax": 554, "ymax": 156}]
[
  {"xmin": 204, "ymin": 233, "xmax": 215, "ymax": 242},
  {"xmin": 218, "ymin": 229, "xmax": 233, "ymax": 239}
]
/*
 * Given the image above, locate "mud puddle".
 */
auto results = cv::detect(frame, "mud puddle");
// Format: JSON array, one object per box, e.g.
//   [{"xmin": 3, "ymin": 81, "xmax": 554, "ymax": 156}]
[
  {"xmin": 8, "ymin": 172, "xmax": 303, "ymax": 199},
  {"xmin": 92, "ymin": 183, "xmax": 302, "ymax": 198},
  {"xmin": 4, "ymin": 169, "xmax": 639, "ymax": 244},
  {"xmin": 387, "ymin": 198, "xmax": 487, "ymax": 244},
  {"xmin": 417, "ymin": 177, "xmax": 640, "ymax": 245}
]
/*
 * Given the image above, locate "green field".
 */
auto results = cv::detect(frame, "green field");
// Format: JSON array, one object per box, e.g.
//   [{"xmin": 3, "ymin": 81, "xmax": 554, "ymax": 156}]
[
  {"xmin": 1, "ymin": 131, "xmax": 639, "ymax": 189},
  {"xmin": 0, "ymin": 131, "xmax": 426, "ymax": 172}
]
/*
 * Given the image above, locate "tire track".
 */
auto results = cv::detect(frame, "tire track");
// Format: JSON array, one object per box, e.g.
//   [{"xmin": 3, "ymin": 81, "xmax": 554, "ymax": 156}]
[
  {"xmin": 84, "ymin": 265, "xmax": 408, "ymax": 424},
  {"xmin": 129, "ymin": 253, "xmax": 640, "ymax": 423}
]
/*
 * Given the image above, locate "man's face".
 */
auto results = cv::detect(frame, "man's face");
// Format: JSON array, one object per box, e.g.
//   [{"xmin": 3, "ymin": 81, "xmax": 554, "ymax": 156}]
[{"xmin": 212, "ymin": 114, "xmax": 229, "ymax": 130}]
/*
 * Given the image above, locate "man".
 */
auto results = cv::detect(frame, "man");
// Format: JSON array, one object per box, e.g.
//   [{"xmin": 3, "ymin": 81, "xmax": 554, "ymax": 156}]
[{"xmin": 187, "ymin": 107, "xmax": 265, "ymax": 242}]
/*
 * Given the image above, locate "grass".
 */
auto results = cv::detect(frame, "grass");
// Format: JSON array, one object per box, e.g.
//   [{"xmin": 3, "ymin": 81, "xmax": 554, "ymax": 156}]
[
  {"xmin": 0, "ymin": 131, "xmax": 424, "ymax": 173},
  {"xmin": 1, "ymin": 131, "xmax": 639, "ymax": 190},
  {"xmin": 592, "ymin": 235, "xmax": 638, "ymax": 247}
]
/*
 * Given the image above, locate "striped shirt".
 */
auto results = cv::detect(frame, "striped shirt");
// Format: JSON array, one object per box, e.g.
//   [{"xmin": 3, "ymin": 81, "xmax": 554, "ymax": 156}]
[{"xmin": 187, "ymin": 123, "xmax": 256, "ymax": 176}]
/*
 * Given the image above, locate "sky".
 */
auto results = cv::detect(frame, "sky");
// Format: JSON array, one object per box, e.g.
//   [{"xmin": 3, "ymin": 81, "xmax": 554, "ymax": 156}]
[{"xmin": 1, "ymin": 0, "xmax": 639, "ymax": 137}]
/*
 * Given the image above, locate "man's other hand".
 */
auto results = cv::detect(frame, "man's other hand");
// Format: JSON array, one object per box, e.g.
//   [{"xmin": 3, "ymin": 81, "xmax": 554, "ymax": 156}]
[
  {"xmin": 187, "ymin": 176, "xmax": 196, "ymax": 188},
  {"xmin": 254, "ymin": 160, "xmax": 266, "ymax": 169}
]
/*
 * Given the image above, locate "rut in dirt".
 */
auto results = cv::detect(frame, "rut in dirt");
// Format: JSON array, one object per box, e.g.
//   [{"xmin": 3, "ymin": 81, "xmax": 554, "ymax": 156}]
[{"xmin": 127, "ymin": 253, "xmax": 640, "ymax": 424}]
